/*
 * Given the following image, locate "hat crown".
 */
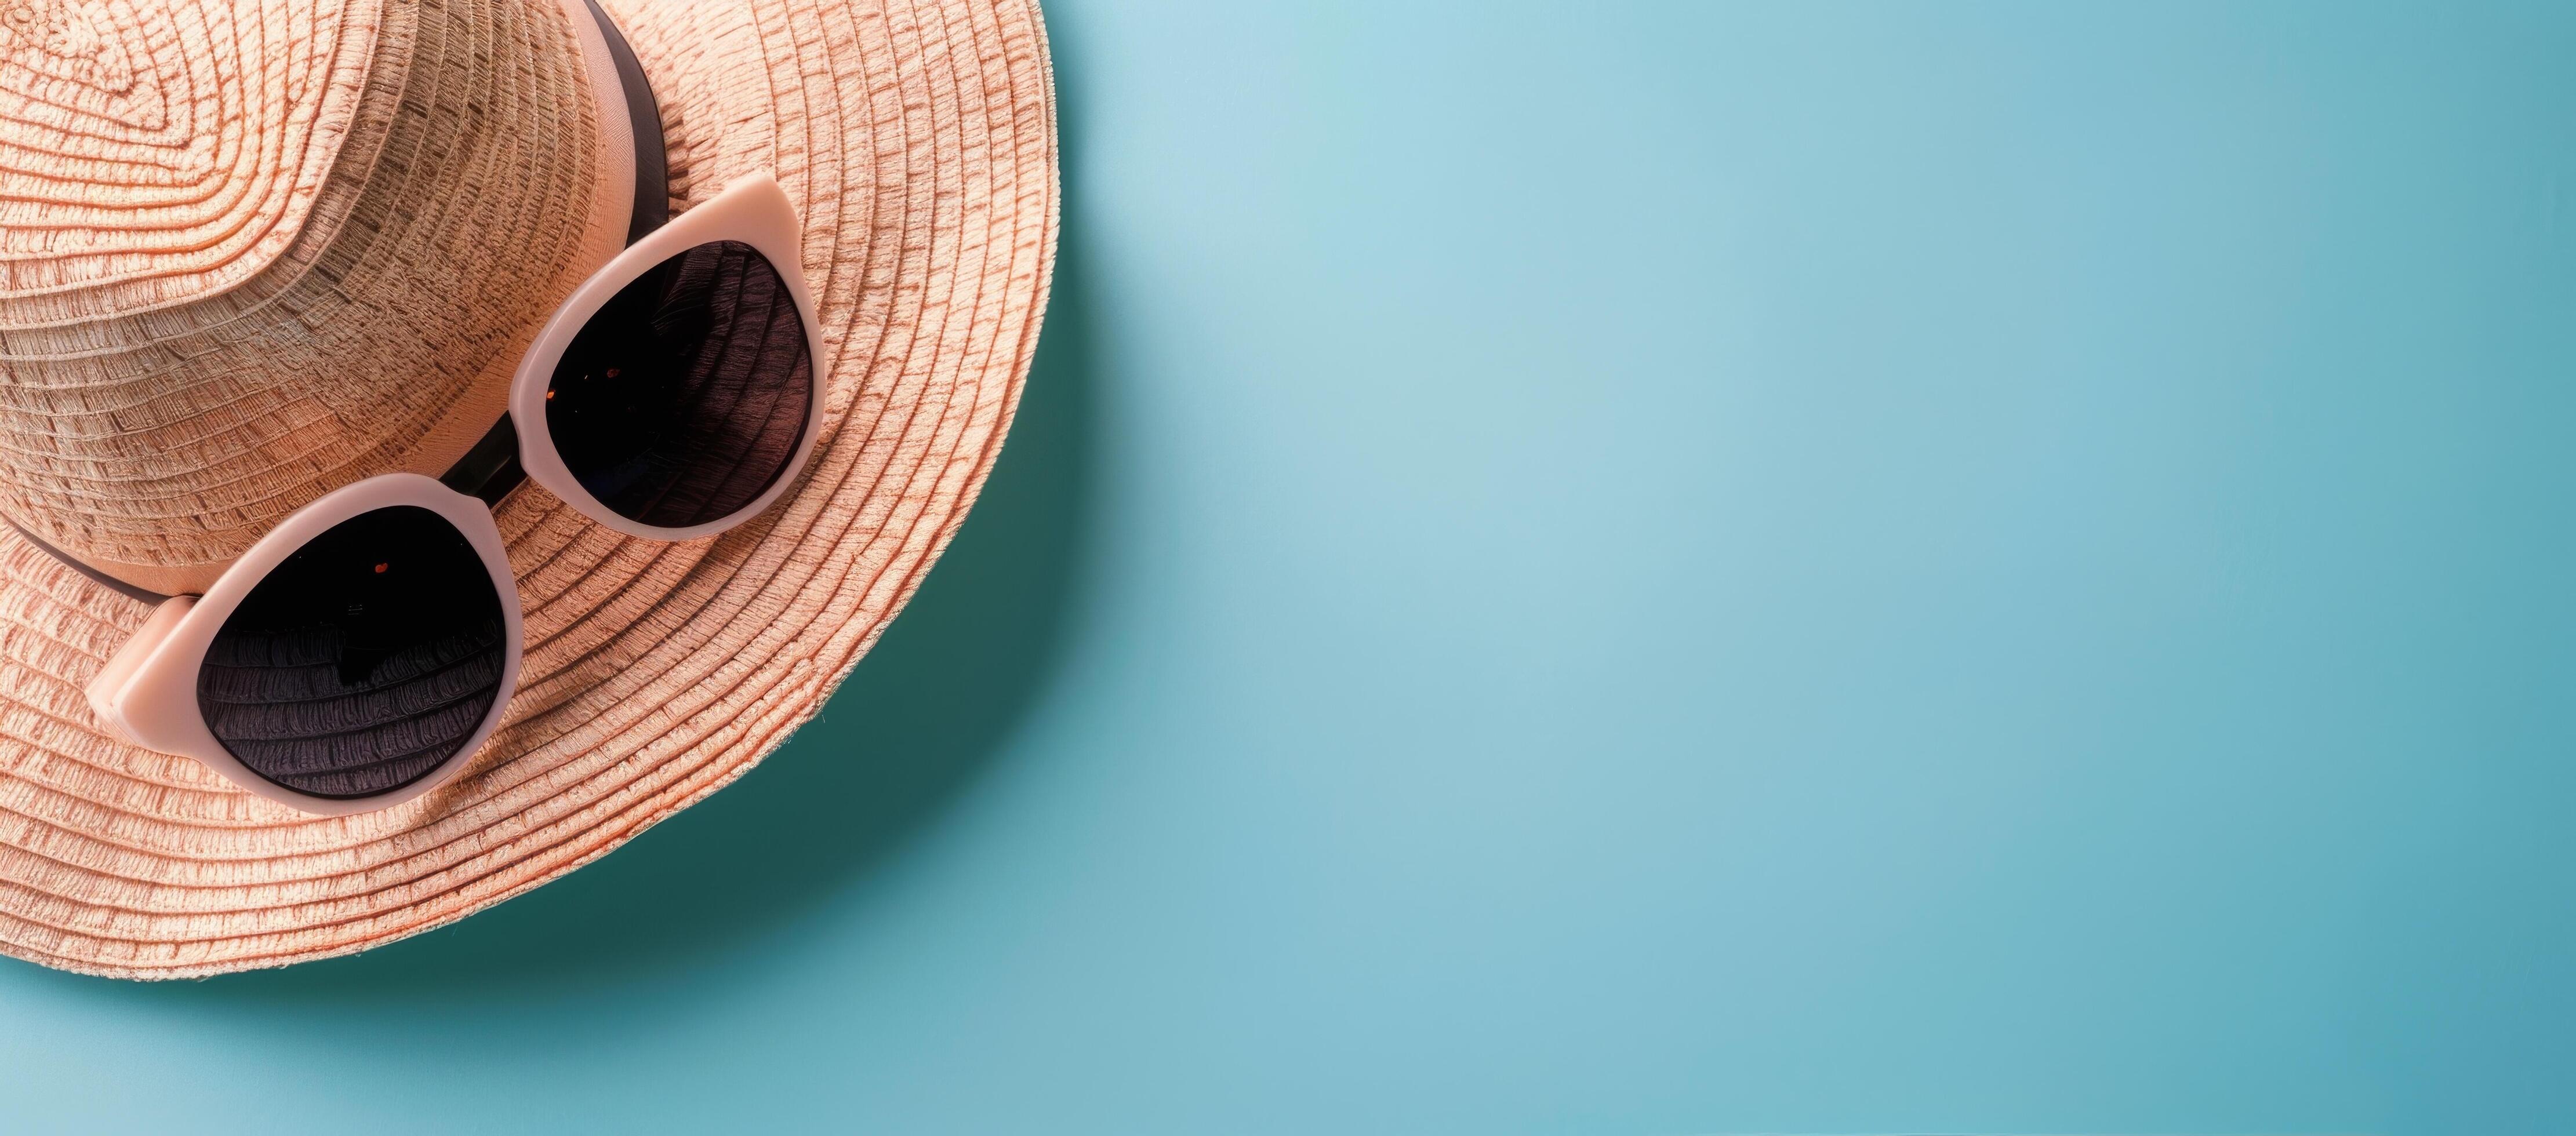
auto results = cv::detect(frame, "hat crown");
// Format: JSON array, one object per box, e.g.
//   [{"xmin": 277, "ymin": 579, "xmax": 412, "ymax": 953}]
[
  {"xmin": 0, "ymin": 0, "xmax": 380, "ymax": 322},
  {"xmin": 0, "ymin": 0, "xmax": 628, "ymax": 594}
]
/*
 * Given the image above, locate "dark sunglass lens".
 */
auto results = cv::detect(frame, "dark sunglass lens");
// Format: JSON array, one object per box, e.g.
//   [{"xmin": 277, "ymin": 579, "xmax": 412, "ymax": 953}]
[
  {"xmin": 545, "ymin": 239, "xmax": 813, "ymax": 530},
  {"xmin": 198, "ymin": 507, "xmax": 511, "ymax": 800}
]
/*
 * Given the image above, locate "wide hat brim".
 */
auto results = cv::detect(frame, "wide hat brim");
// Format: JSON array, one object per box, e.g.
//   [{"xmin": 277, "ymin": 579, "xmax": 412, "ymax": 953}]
[{"xmin": 0, "ymin": 0, "xmax": 1058, "ymax": 978}]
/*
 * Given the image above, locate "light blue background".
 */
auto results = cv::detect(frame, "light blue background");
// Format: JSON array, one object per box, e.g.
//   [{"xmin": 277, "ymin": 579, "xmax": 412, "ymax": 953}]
[{"xmin": 5, "ymin": 1, "xmax": 2572, "ymax": 1132}]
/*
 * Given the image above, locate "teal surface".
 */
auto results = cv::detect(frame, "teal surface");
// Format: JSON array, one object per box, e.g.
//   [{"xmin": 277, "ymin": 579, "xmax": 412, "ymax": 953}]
[{"xmin": 4, "ymin": 2, "xmax": 2572, "ymax": 1132}]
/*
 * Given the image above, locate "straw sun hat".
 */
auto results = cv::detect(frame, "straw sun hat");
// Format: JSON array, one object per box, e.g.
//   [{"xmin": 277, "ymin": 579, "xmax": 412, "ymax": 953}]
[{"xmin": 0, "ymin": 0, "xmax": 1057, "ymax": 977}]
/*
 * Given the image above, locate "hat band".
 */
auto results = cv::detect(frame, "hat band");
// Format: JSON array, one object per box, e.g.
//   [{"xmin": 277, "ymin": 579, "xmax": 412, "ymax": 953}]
[{"xmin": 439, "ymin": 0, "xmax": 672, "ymax": 507}]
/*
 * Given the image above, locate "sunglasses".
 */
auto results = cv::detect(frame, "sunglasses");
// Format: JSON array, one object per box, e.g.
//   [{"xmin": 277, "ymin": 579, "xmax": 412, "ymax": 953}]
[{"xmin": 74, "ymin": 155, "xmax": 823, "ymax": 814}]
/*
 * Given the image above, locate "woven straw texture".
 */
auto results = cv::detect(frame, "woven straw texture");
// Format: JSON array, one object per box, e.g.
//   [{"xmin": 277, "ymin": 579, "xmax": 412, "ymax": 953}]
[
  {"xmin": 0, "ymin": 0, "xmax": 1058, "ymax": 978},
  {"xmin": 0, "ymin": 0, "xmax": 614, "ymax": 591}
]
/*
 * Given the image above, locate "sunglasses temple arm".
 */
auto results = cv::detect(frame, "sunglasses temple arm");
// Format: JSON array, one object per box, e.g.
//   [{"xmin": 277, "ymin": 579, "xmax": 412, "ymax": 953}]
[{"xmin": 85, "ymin": 595, "xmax": 198, "ymax": 752}]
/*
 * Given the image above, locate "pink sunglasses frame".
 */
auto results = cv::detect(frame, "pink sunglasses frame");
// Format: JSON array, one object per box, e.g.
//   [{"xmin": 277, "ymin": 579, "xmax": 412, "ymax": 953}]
[
  {"xmin": 85, "ymin": 475, "xmax": 523, "ymax": 815},
  {"xmin": 511, "ymin": 172, "xmax": 827, "ymax": 541},
  {"xmin": 83, "ymin": 173, "xmax": 825, "ymax": 815}
]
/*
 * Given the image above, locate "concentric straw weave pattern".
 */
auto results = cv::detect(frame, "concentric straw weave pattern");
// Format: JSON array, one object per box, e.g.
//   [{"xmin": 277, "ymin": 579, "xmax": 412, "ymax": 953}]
[
  {"xmin": 0, "ymin": 0, "xmax": 1058, "ymax": 978},
  {"xmin": 0, "ymin": 0, "xmax": 605, "ymax": 586}
]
